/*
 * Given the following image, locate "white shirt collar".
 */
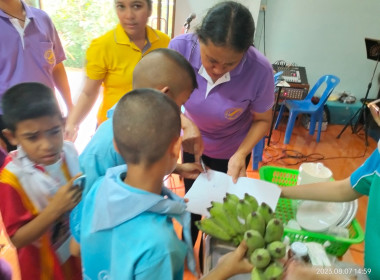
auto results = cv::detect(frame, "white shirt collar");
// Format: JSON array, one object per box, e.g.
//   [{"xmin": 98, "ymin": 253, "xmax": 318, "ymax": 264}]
[
  {"xmin": 10, "ymin": 17, "xmax": 30, "ymax": 49},
  {"xmin": 198, "ymin": 65, "xmax": 230, "ymax": 98}
]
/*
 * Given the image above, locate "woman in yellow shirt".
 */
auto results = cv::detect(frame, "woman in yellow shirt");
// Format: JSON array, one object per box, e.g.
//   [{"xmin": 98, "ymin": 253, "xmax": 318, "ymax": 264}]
[{"xmin": 65, "ymin": 0, "xmax": 170, "ymax": 140}]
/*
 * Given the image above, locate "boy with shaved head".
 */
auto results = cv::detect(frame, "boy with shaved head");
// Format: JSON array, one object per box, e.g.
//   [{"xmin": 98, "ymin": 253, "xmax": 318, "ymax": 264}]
[
  {"xmin": 74, "ymin": 89, "xmax": 252, "ymax": 280},
  {"xmin": 132, "ymin": 48, "xmax": 196, "ymax": 107},
  {"xmin": 79, "ymin": 89, "xmax": 185, "ymax": 279},
  {"xmin": 77, "ymin": 48, "xmax": 203, "ymax": 194}
]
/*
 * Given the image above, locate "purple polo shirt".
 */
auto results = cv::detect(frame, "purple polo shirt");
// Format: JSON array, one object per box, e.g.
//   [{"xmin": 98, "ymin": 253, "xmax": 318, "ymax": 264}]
[
  {"xmin": 0, "ymin": 1, "xmax": 65, "ymax": 114},
  {"xmin": 169, "ymin": 34, "xmax": 274, "ymax": 159}
]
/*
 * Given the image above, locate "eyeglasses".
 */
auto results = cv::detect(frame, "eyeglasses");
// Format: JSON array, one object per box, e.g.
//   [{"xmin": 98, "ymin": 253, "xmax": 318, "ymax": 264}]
[{"xmin": 367, "ymin": 98, "xmax": 380, "ymax": 125}]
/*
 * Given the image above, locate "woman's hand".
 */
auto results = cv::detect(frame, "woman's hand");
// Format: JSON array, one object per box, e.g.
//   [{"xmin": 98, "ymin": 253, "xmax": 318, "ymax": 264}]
[
  {"xmin": 173, "ymin": 163, "xmax": 203, "ymax": 180},
  {"xmin": 65, "ymin": 77, "xmax": 103, "ymax": 142},
  {"xmin": 227, "ymin": 152, "xmax": 247, "ymax": 183},
  {"xmin": 180, "ymin": 114, "xmax": 204, "ymax": 162},
  {"xmin": 368, "ymin": 101, "xmax": 380, "ymax": 126},
  {"xmin": 64, "ymin": 123, "xmax": 79, "ymax": 142}
]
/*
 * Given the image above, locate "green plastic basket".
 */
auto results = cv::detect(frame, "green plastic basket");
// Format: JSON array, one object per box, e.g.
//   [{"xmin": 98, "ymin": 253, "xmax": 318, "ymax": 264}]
[{"xmin": 259, "ymin": 166, "xmax": 365, "ymax": 257}]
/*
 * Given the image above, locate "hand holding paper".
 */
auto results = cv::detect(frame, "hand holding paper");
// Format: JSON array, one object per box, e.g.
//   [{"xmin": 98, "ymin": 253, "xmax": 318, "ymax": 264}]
[{"xmin": 184, "ymin": 170, "xmax": 281, "ymax": 216}]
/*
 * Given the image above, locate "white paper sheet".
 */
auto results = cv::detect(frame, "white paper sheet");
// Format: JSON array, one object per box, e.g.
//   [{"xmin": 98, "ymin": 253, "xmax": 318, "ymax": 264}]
[{"xmin": 184, "ymin": 170, "xmax": 281, "ymax": 217}]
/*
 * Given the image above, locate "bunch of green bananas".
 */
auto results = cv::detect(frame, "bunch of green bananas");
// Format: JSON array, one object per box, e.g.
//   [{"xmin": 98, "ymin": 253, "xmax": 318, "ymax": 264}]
[{"xmin": 195, "ymin": 193, "xmax": 286, "ymax": 280}]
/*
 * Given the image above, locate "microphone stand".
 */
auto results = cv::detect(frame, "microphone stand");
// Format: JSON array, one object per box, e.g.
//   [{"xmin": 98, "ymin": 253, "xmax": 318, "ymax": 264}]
[
  {"xmin": 183, "ymin": 14, "xmax": 195, "ymax": 34},
  {"xmin": 183, "ymin": 21, "xmax": 191, "ymax": 34},
  {"xmin": 337, "ymin": 41, "xmax": 380, "ymax": 146}
]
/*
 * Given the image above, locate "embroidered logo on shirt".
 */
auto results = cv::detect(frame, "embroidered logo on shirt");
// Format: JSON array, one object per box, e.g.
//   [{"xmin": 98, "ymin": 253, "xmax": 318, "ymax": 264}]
[
  {"xmin": 44, "ymin": 49, "xmax": 55, "ymax": 65},
  {"xmin": 224, "ymin": 108, "xmax": 243, "ymax": 120}
]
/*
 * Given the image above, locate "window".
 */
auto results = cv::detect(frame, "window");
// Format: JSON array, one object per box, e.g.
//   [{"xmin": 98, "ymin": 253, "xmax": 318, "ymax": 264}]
[
  {"xmin": 28, "ymin": 0, "xmax": 176, "ymax": 151},
  {"xmin": 150, "ymin": 0, "xmax": 175, "ymax": 38},
  {"xmin": 37, "ymin": 0, "xmax": 175, "ymax": 68}
]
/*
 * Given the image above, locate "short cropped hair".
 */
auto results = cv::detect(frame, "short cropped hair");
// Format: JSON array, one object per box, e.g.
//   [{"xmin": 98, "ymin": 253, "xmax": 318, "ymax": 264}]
[
  {"xmin": 133, "ymin": 48, "xmax": 198, "ymax": 97},
  {"xmin": 2, "ymin": 83, "xmax": 62, "ymax": 132},
  {"xmin": 196, "ymin": 1, "xmax": 255, "ymax": 52},
  {"xmin": 149, "ymin": 48, "xmax": 198, "ymax": 91},
  {"xmin": 113, "ymin": 88, "xmax": 181, "ymax": 166}
]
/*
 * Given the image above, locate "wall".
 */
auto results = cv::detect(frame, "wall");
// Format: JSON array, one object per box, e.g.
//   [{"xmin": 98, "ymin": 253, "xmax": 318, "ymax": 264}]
[
  {"xmin": 255, "ymin": 0, "xmax": 380, "ymax": 99},
  {"xmin": 173, "ymin": 0, "xmax": 261, "ymax": 38},
  {"xmin": 174, "ymin": 0, "xmax": 380, "ymax": 99}
]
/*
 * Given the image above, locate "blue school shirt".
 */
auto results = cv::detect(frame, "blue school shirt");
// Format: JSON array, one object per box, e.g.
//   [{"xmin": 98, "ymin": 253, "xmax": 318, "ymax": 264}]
[
  {"xmin": 78, "ymin": 118, "xmax": 123, "ymax": 194},
  {"xmin": 71, "ymin": 165, "xmax": 195, "ymax": 280},
  {"xmin": 350, "ymin": 146, "xmax": 380, "ymax": 280}
]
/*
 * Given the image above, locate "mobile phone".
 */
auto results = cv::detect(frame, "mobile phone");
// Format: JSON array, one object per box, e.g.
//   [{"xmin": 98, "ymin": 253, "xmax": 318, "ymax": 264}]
[{"xmin": 73, "ymin": 175, "xmax": 86, "ymax": 189}]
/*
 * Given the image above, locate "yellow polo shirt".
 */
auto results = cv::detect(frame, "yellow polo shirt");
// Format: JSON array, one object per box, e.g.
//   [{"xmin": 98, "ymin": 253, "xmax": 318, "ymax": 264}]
[{"xmin": 85, "ymin": 24, "xmax": 170, "ymax": 124}]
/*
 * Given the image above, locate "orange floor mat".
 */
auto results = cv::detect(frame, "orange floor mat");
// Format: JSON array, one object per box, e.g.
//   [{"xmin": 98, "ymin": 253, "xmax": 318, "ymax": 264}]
[{"xmin": 168, "ymin": 174, "xmax": 202, "ymax": 279}]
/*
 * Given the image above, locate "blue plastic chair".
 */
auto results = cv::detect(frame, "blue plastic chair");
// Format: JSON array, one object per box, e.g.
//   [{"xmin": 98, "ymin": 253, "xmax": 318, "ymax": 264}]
[
  {"xmin": 274, "ymin": 74, "xmax": 340, "ymax": 144},
  {"xmin": 273, "ymin": 71, "xmax": 283, "ymax": 85},
  {"xmin": 251, "ymin": 71, "xmax": 284, "ymax": 170}
]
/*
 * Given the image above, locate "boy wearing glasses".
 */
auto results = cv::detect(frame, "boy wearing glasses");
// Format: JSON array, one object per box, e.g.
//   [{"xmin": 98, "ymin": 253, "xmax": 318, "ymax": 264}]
[{"xmin": 281, "ymin": 99, "xmax": 380, "ymax": 280}]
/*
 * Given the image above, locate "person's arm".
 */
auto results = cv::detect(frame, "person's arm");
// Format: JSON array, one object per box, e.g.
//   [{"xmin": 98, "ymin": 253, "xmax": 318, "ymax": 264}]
[
  {"xmin": 228, "ymin": 110, "xmax": 272, "ymax": 183},
  {"xmin": 368, "ymin": 101, "xmax": 380, "ymax": 126},
  {"xmin": 65, "ymin": 77, "xmax": 103, "ymax": 141},
  {"xmin": 201, "ymin": 241, "xmax": 253, "ymax": 280},
  {"xmin": 10, "ymin": 175, "xmax": 82, "ymax": 248},
  {"xmin": 180, "ymin": 114, "xmax": 204, "ymax": 163},
  {"xmin": 52, "ymin": 62, "xmax": 74, "ymax": 113},
  {"xmin": 281, "ymin": 177, "xmax": 362, "ymax": 202}
]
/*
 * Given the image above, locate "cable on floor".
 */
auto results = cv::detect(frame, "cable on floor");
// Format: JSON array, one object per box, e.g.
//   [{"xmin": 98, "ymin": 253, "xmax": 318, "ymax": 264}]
[{"xmin": 260, "ymin": 142, "xmax": 368, "ymax": 167}]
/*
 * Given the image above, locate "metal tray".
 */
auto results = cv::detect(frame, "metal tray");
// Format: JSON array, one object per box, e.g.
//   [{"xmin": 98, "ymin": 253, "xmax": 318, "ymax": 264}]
[{"xmin": 203, "ymin": 235, "xmax": 250, "ymax": 280}]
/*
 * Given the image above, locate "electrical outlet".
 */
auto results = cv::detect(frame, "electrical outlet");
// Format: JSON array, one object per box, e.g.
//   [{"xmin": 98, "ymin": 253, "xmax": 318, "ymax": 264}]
[{"xmin": 260, "ymin": 5, "xmax": 267, "ymax": 11}]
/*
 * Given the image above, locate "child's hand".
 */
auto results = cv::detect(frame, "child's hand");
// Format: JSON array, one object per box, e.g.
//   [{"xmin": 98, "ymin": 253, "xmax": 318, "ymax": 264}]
[
  {"xmin": 47, "ymin": 173, "xmax": 83, "ymax": 216},
  {"xmin": 70, "ymin": 238, "xmax": 81, "ymax": 257},
  {"xmin": 216, "ymin": 240, "xmax": 253, "ymax": 278},
  {"xmin": 10, "ymin": 173, "xmax": 84, "ymax": 249}
]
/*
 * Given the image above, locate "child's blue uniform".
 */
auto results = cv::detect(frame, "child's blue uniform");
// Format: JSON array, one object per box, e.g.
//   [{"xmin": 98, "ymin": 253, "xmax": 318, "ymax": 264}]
[
  {"xmin": 350, "ymin": 146, "xmax": 380, "ymax": 280},
  {"xmin": 71, "ymin": 165, "xmax": 195, "ymax": 280},
  {"xmin": 78, "ymin": 118, "xmax": 123, "ymax": 194}
]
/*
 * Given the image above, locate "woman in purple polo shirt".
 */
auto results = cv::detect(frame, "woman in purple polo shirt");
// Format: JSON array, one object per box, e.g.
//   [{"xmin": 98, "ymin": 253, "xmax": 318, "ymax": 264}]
[
  {"xmin": 0, "ymin": 0, "xmax": 73, "ymax": 152},
  {"xmin": 169, "ymin": 1, "xmax": 275, "ymax": 247}
]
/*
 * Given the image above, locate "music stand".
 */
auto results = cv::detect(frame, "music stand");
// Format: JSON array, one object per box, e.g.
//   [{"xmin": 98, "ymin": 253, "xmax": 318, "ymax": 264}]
[{"xmin": 337, "ymin": 38, "xmax": 380, "ymax": 145}]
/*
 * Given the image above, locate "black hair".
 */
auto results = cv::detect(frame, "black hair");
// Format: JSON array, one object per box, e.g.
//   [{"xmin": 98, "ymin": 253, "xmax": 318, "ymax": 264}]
[
  {"xmin": 2, "ymin": 83, "xmax": 62, "ymax": 131},
  {"xmin": 113, "ymin": 88, "xmax": 181, "ymax": 166},
  {"xmin": 114, "ymin": 0, "xmax": 152, "ymax": 10},
  {"xmin": 146, "ymin": 0, "xmax": 152, "ymax": 10},
  {"xmin": 196, "ymin": 1, "xmax": 255, "ymax": 52},
  {"xmin": 147, "ymin": 48, "xmax": 198, "ymax": 90}
]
